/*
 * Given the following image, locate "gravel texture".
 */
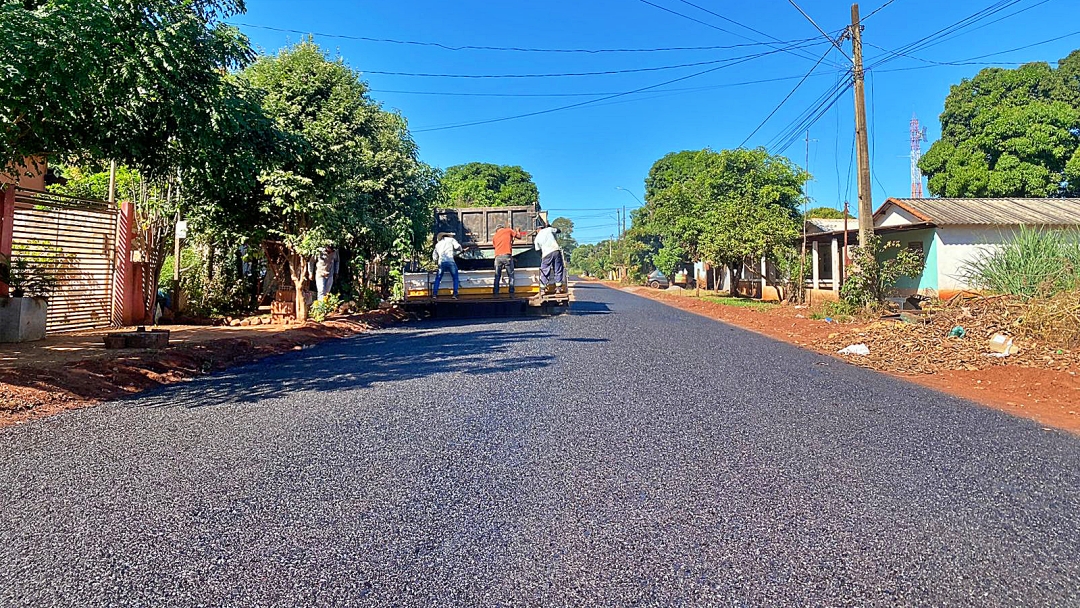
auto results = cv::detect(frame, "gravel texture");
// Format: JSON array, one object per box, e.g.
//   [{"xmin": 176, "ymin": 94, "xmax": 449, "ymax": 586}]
[{"xmin": 1, "ymin": 281, "xmax": 1079, "ymax": 606}]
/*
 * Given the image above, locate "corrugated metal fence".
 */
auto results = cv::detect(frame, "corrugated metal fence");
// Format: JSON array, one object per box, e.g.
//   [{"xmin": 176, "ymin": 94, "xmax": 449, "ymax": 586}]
[{"xmin": 12, "ymin": 189, "xmax": 119, "ymax": 332}]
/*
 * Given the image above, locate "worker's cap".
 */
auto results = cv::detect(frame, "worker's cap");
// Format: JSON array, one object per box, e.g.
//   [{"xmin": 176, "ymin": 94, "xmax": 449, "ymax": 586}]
[
  {"xmin": 436, "ymin": 232, "xmax": 453, "ymax": 240},
  {"xmin": 496, "ymin": 223, "xmax": 505, "ymax": 230}
]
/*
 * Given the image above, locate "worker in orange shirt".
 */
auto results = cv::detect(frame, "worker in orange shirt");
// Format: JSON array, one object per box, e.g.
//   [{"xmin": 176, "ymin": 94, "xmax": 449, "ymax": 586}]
[{"xmin": 492, "ymin": 223, "xmax": 526, "ymax": 295}]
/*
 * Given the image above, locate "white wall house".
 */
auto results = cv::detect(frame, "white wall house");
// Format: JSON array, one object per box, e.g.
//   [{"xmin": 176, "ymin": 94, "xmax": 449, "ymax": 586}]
[{"xmin": 804, "ymin": 198, "xmax": 1080, "ymax": 301}]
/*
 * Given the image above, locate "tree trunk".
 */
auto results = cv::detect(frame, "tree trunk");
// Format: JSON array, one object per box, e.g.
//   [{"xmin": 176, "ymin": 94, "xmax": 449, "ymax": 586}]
[
  {"xmin": 728, "ymin": 263, "xmax": 741, "ymax": 297},
  {"xmin": 287, "ymin": 250, "xmax": 310, "ymax": 321}
]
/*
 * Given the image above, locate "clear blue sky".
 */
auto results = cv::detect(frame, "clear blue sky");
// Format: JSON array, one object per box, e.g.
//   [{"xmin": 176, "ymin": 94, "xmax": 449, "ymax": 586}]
[{"xmin": 232, "ymin": 0, "xmax": 1079, "ymax": 243}]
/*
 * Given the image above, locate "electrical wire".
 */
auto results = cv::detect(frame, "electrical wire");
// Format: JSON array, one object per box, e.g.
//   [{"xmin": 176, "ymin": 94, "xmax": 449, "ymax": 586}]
[
  {"xmin": 786, "ymin": 0, "xmax": 851, "ymax": 60},
  {"xmin": 370, "ymin": 71, "xmax": 838, "ymax": 98},
  {"xmin": 229, "ymin": 21, "xmax": 813, "ymax": 53},
  {"xmin": 867, "ymin": 0, "xmax": 1026, "ymax": 70},
  {"xmin": 738, "ymin": 46, "xmax": 835, "ymax": 148},
  {"xmin": 861, "ymin": 0, "xmax": 900, "ymax": 22},
  {"xmin": 413, "ymin": 40, "xmax": 827, "ymax": 133},
  {"xmin": 893, "ymin": 0, "xmax": 1053, "ymax": 57},
  {"xmin": 360, "ymin": 54, "xmax": 801, "ymax": 78},
  {"xmin": 866, "ymin": 28, "xmax": 1080, "ymax": 70},
  {"xmin": 670, "ymin": 0, "xmax": 844, "ymax": 67},
  {"xmin": 765, "ymin": 74, "xmax": 852, "ymax": 151}
]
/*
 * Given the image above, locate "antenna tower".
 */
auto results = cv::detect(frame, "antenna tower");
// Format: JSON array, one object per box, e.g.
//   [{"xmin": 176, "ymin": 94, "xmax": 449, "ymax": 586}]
[{"xmin": 910, "ymin": 114, "xmax": 928, "ymax": 198}]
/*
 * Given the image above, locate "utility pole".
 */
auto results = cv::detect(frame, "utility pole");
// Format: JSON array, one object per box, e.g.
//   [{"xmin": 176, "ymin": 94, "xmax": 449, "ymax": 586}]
[
  {"xmin": 850, "ymin": 3, "xmax": 874, "ymax": 248},
  {"xmin": 622, "ymin": 205, "xmax": 626, "ymax": 237},
  {"xmin": 800, "ymin": 130, "xmax": 809, "ymax": 303}
]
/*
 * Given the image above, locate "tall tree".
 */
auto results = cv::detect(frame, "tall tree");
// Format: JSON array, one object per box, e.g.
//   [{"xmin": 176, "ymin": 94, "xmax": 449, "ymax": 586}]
[
  {"xmin": 240, "ymin": 40, "xmax": 436, "ymax": 320},
  {"xmin": 638, "ymin": 148, "xmax": 807, "ymax": 295},
  {"xmin": 920, "ymin": 51, "xmax": 1080, "ymax": 198},
  {"xmin": 442, "ymin": 162, "xmax": 539, "ymax": 208},
  {"xmin": 1, "ymin": 0, "xmax": 252, "ymax": 176}
]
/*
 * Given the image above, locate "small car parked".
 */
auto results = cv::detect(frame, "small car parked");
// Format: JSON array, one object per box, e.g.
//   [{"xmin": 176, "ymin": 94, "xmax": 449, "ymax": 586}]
[{"xmin": 647, "ymin": 270, "xmax": 669, "ymax": 289}]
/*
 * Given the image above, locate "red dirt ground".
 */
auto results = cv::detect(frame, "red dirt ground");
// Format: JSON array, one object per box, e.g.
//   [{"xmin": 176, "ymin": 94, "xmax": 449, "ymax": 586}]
[
  {"xmin": 0, "ymin": 309, "xmax": 407, "ymax": 428},
  {"xmin": 620, "ymin": 284, "xmax": 1080, "ymax": 434}
]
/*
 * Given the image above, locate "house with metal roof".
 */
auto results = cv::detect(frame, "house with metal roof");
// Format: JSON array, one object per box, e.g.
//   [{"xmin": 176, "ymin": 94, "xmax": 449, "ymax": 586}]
[{"xmin": 804, "ymin": 197, "xmax": 1080, "ymax": 303}]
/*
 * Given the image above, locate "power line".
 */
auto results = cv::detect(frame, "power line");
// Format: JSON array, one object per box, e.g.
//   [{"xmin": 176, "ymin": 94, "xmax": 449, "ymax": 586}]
[
  {"xmin": 359, "ymin": 54, "xmax": 794, "ymax": 78},
  {"xmin": 894, "ymin": 0, "xmax": 1053, "ymax": 57},
  {"xmin": 413, "ymin": 40, "xmax": 825, "ymax": 133},
  {"xmin": 670, "ymin": 0, "xmax": 844, "ymax": 67},
  {"xmin": 738, "ymin": 46, "xmax": 835, "ymax": 148},
  {"xmin": 865, "ymin": 28, "xmax": 1080, "ymax": 69},
  {"xmin": 785, "ymin": 0, "xmax": 851, "ymax": 60},
  {"xmin": 370, "ymin": 71, "xmax": 839, "ymax": 98},
  {"xmin": 867, "ymin": 0, "xmax": 1026, "ymax": 70},
  {"xmin": 637, "ymin": 0, "xmax": 745, "ymax": 38},
  {"xmin": 861, "ymin": 0, "xmax": 900, "ymax": 22},
  {"xmin": 229, "ymin": 21, "xmax": 810, "ymax": 53}
]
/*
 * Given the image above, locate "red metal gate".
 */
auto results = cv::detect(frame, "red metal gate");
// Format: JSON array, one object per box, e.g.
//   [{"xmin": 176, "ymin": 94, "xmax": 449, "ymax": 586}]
[{"xmin": 10, "ymin": 188, "xmax": 119, "ymax": 332}]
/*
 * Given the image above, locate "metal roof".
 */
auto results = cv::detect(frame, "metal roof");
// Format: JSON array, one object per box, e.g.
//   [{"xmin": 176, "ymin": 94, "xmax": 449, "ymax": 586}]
[
  {"xmin": 804, "ymin": 218, "xmax": 852, "ymax": 234},
  {"xmin": 880, "ymin": 198, "xmax": 1080, "ymax": 226}
]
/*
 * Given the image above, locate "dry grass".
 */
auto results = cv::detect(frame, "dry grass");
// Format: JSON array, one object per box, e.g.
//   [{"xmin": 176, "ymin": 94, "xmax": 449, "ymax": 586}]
[{"xmin": 817, "ymin": 292, "xmax": 1080, "ymax": 375}]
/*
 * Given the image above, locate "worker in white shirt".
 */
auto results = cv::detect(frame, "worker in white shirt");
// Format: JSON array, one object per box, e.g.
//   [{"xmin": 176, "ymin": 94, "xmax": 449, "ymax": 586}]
[
  {"xmin": 533, "ymin": 222, "xmax": 566, "ymax": 294},
  {"xmin": 431, "ymin": 232, "xmax": 463, "ymax": 299}
]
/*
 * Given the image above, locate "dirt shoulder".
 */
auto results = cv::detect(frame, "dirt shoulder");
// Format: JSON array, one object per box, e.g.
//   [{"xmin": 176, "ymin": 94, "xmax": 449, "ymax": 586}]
[
  {"xmin": 617, "ymin": 283, "xmax": 1080, "ymax": 434},
  {"xmin": 0, "ymin": 309, "xmax": 406, "ymax": 428}
]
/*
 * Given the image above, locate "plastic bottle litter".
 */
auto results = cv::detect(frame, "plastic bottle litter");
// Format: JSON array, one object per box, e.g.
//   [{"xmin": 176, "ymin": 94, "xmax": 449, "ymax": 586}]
[
  {"xmin": 948, "ymin": 326, "xmax": 966, "ymax": 339},
  {"xmin": 824, "ymin": 317, "xmax": 834, "ymax": 324},
  {"xmin": 838, "ymin": 343, "xmax": 871, "ymax": 356}
]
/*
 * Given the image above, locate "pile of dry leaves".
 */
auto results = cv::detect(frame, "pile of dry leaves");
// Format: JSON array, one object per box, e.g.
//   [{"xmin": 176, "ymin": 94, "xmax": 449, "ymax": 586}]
[{"xmin": 820, "ymin": 293, "xmax": 1080, "ymax": 375}]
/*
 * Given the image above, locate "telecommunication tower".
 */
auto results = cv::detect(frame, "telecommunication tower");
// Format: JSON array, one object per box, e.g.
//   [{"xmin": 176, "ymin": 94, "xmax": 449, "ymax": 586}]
[{"xmin": 910, "ymin": 114, "xmax": 928, "ymax": 198}]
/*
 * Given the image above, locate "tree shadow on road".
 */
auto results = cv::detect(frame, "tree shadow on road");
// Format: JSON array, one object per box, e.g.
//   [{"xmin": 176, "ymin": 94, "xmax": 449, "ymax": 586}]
[{"xmin": 134, "ymin": 326, "xmax": 555, "ymax": 409}]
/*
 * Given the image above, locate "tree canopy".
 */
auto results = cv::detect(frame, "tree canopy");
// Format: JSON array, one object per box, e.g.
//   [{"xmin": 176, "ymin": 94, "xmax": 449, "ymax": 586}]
[
  {"xmin": 636, "ymin": 148, "xmax": 807, "ymax": 290},
  {"xmin": 919, "ymin": 50, "xmax": 1080, "ymax": 198},
  {"xmin": 442, "ymin": 162, "xmax": 539, "ymax": 208},
  {"xmin": 550, "ymin": 217, "xmax": 578, "ymax": 256},
  {"xmin": 1, "ymin": 0, "xmax": 251, "ymax": 176},
  {"xmin": 805, "ymin": 206, "xmax": 852, "ymax": 219},
  {"xmin": 239, "ymin": 40, "xmax": 437, "ymax": 319}
]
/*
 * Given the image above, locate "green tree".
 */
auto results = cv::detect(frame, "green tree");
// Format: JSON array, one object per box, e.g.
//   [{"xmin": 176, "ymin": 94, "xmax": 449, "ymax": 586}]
[
  {"xmin": 920, "ymin": 51, "xmax": 1080, "ymax": 198},
  {"xmin": 442, "ymin": 162, "xmax": 539, "ymax": 208},
  {"xmin": 638, "ymin": 148, "xmax": 807, "ymax": 296},
  {"xmin": 240, "ymin": 40, "xmax": 437, "ymax": 319},
  {"xmin": 805, "ymin": 206, "xmax": 852, "ymax": 219},
  {"xmin": 1, "ymin": 0, "xmax": 252, "ymax": 176},
  {"xmin": 550, "ymin": 217, "xmax": 578, "ymax": 256}
]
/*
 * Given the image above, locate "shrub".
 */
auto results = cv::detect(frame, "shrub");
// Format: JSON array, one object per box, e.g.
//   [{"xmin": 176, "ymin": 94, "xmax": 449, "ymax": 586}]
[
  {"xmin": 840, "ymin": 236, "xmax": 925, "ymax": 309},
  {"xmin": 960, "ymin": 226, "xmax": 1080, "ymax": 300},
  {"xmin": 309, "ymin": 293, "xmax": 343, "ymax": 322}
]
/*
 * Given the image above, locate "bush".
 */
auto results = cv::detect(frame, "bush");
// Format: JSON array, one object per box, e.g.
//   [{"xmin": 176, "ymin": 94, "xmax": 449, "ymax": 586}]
[
  {"xmin": 309, "ymin": 293, "xmax": 343, "ymax": 322},
  {"xmin": 840, "ymin": 236, "xmax": 925, "ymax": 310},
  {"xmin": 961, "ymin": 226, "xmax": 1080, "ymax": 300}
]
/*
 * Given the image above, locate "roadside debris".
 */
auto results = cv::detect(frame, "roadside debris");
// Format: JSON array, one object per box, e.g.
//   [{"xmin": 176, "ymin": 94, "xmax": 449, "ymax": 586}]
[
  {"xmin": 838, "ymin": 343, "xmax": 871, "ymax": 356},
  {"xmin": 817, "ymin": 294, "xmax": 1078, "ymax": 374},
  {"xmin": 989, "ymin": 333, "xmax": 1018, "ymax": 357}
]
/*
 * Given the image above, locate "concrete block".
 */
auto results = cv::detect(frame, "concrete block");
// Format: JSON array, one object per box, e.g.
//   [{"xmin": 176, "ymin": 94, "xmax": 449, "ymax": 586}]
[{"xmin": 0, "ymin": 297, "xmax": 47, "ymax": 343}]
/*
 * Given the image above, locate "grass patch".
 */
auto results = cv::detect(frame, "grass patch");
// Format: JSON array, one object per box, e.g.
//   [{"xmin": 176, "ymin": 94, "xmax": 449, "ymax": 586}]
[
  {"xmin": 961, "ymin": 226, "xmax": 1080, "ymax": 300},
  {"xmin": 701, "ymin": 295, "xmax": 777, "ymax": 311}
]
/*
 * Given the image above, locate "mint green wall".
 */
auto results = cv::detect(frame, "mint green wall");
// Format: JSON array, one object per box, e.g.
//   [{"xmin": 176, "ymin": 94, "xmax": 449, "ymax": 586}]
[{"xmin": 880, "ymin": 228, "xmax": 938, "ymax": 293}]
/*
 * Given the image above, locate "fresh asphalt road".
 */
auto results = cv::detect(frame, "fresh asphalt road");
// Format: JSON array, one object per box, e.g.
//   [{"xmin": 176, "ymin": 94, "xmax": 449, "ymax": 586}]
[{"xmin": 2, "ymin": 282, "xmax": 1079, "ymax": 607}]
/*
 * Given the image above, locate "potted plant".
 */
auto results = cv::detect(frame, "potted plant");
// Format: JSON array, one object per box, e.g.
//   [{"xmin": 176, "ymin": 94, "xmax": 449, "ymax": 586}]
[{"xmin": 0, "ymin": 252, "xmax": 54, "ymax": 342}]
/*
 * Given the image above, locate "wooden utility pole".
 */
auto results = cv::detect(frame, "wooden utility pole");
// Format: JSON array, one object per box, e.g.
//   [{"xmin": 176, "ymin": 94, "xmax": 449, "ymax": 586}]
[
  {"xmin": 799, "ymin": 130, "xmax": 809, "ymax": 303},
  {"xmin": 850, "ymin": 3, "xmax": 874, "ymax": 247}
]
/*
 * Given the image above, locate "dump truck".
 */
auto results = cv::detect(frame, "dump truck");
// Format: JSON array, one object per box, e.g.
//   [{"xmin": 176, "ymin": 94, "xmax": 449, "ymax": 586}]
[{"xmin": 401, "ymin": 205, "xmax": 571, "ymax": 316}]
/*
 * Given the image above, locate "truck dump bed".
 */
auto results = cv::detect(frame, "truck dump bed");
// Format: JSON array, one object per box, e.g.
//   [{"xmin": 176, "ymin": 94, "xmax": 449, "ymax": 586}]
[{"xmin": 402, "ymin": 205, "xmax": 570, "ymax": 315}]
